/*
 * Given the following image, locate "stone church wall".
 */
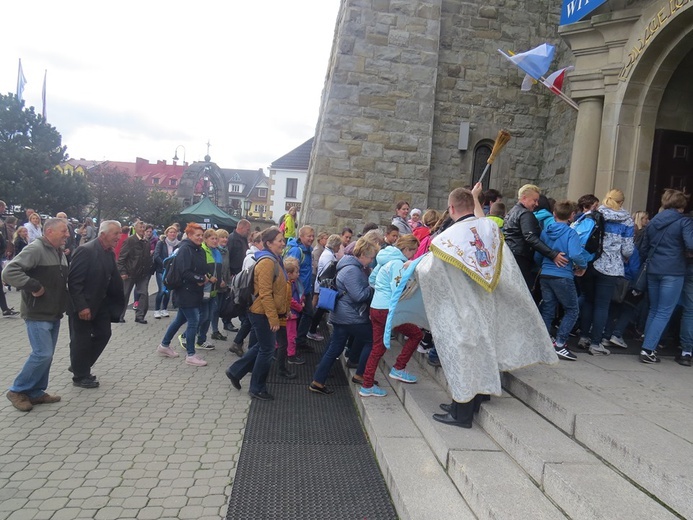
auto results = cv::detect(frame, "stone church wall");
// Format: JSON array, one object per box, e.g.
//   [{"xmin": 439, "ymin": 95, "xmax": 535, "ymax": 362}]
[{"xmin": 304, "ymin": 0, "xmax": 579, "ymax": 232}]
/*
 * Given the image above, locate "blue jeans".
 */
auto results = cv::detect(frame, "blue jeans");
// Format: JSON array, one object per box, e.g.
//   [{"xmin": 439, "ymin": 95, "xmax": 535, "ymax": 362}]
[
  {"xmin": 540, "ymin": 276, "xmax": 579, "ymax": 346},
  {"xmin": 580, "ymin": 270, "xmax": 618, "ymax": 344},
  {"xmin": 155, "ymin": 272, "xmax": 170, "ymax": 311},
  {"xmin": 680, "ymin": 266, "xmax": 693, "ymax": 354},
  {"xmin": 642, "ymin": 274, "xmax": 684, "ymax": 352},
  {"xmin": 162, "ymin": 306, "xmax": 200, "ymax": 356},
  {"xmin": 197, "ymin": 297, "xmax": 216, "ymax": 344},
  {"xmin": 10, "ymin": 320, "xmax": 61, "ymax": 398},
  {"xmin": 604, "ymin": 301, "xmax": 636, "ymax": 340},
  {"xmin": 313, "ymin": 321, "xmax": 372, "ymax": 385},
  {"xmin": 227, "ymin": 313, "xmax": 276, "ymax": 394}
]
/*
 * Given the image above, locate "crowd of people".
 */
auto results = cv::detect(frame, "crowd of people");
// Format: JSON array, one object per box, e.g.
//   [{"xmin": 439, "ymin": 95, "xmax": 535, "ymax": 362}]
[{"xmin": 2, "ymin": 181, "xmax": 692, "ymax": 417}]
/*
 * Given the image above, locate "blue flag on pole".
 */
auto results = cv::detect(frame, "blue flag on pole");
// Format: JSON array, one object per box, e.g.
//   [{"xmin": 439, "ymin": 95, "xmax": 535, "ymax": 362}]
[
  {"xmin": 16, "ymin": 59, "xmax": 27, "ymax": 101},
  {"xmin": 498, "ymin": 43, "xmax": 555, "ymax": 80}
]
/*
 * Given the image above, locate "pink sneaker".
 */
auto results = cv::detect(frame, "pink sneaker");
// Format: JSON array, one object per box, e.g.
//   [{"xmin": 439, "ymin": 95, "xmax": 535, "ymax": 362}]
[
  {"xmin": 185, "ymin": 354, "xmax": 208, "ymax": 367},
  {"xmin": 157, "ymin": 344, "xmax": 179, "ymax": 358}
]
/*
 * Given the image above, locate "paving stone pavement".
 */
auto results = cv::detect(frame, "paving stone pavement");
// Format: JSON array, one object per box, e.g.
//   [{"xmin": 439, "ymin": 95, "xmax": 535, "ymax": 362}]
[{"xmin": 0, "ymin": 285, "xmax": 248, "ymax": 520}]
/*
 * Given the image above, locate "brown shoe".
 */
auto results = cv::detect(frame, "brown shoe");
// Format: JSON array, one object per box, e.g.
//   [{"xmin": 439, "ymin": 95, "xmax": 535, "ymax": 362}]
[
  {"xmin": 6, "ymin": 391, "xmax": 33, "ymax": 412},
  {"xmin": 29, "ymin": 393, "xmax": 62, "ymax": 405}
]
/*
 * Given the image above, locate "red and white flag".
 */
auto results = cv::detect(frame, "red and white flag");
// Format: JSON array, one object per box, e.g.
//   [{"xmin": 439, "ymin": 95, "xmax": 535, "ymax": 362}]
[{"xmin": 542, "ymin": 66, "xmax": 574, "ymax": 95}]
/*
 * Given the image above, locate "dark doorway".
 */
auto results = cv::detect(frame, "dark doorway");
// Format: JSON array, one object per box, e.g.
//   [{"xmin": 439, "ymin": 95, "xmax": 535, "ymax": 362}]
[{"xmin": 648, "ymin": 129, "xmax": 693, "ymax": 215}]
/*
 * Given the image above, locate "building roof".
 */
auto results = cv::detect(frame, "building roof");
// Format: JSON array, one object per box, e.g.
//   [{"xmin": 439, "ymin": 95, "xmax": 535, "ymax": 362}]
[
  {"xmin": 269, "ymin": 137, "xmax": 314, "ymax": 171},
  {"xmin": 219, "ymin": 168, "xmax": 268, "ymax": 198}
]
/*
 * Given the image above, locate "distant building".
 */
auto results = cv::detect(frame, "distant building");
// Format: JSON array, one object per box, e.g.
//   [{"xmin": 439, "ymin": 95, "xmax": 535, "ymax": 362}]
[
  {"xmin": 99, "ymin": 158, "xmax": 186, "ymax": 194},
  {"xmin": 268, "ymin": 137, "xmax": 313, "ymax": 222},
  {"xmin": 219, "ymin": 168, "xmax": 270, "ymax": 219}
]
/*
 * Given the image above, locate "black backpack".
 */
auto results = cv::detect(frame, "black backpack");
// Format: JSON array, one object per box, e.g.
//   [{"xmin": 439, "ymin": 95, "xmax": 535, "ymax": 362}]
[
  {"xmin": 317, "ymin": 259, "xmax": 338, "ymax": 290},
  {"xmin": 572, "ymin": 210, "xmax": 605, "ymax": 261},
  {"xmin": 162, "ymin": 250, "xmax": 182, "ymax": 292},
  {"xmin": 224, "ymin": 257, "xmax": 280, "ymax": 318}
]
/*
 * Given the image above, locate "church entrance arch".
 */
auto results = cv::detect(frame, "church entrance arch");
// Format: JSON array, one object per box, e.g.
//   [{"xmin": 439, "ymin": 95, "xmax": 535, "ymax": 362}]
[{"xmin": 176, "ymin": 162, "xmax": 225, "ymax": 208}]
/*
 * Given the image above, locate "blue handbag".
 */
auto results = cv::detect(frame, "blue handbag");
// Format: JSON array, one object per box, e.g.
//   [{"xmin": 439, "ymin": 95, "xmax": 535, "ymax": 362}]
[{"xmin": 316, "ymin": 287, "xmax": 339, "ymax": 311}]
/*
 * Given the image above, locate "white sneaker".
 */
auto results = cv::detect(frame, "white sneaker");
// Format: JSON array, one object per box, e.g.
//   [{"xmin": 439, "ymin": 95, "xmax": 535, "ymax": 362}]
[
  {"xmin": 161, "ymin": 310, "xmax": 170, "ymax": 318},
  {"xmin": 608, "ymin": 335, "xmax": 628, "ymax": 348},
  {"xmin": 589, "ymin": 343, "xmax": 611, "ymax": 356},
  {"xmin": 153, "ymin": 310, "xmax": 162, "ymax": 319},
  {"xmin": 185, "ymin": 354, "xmax": 208, "ymax": 366},
  {"xmin": 157, "ymin": 344, "xmax": 179, "ymax": 358}
]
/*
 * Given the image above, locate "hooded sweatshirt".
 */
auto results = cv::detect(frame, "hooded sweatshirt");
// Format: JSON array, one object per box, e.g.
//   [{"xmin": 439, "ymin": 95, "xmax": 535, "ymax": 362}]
[
  {"xmin": 370, "ymin": 247, "xmax": 408, "ymax": 309},
  {"xmin": 593, "ymin": 205, "xmax": 634, "ymax": 277},
  {"xmin": 639, "ymin": 208, "xmax": 693, "ymax": 277},
  {"xmin": 536, "ymin": 222, "xmax": 588, "ymax": 279},
  {"xmin": 285, "ymin": 237, "xmax": 313, "ymax": 294}
]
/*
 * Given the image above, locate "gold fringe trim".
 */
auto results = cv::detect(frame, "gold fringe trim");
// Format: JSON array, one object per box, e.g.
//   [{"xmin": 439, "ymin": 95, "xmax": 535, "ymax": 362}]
[{"xmin": 430, "ymin": 234, "xmax": 504, "ymax": 293}]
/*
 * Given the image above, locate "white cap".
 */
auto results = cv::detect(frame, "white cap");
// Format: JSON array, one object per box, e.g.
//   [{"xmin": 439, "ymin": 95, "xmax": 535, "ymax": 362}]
[{"xmin": 410, "ymin": 208, "xmax": 422, "ymax": 216}]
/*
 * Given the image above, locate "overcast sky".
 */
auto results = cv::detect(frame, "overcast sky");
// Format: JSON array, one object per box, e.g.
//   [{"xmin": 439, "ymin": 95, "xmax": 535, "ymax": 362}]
[{"xmin": 0, "ymin": 1, "xmax": 341, "ymax": 170}]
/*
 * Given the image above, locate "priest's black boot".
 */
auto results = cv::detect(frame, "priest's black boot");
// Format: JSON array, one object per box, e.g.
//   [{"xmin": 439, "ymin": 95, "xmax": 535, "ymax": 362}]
[{"xmin": 433, "ymin": 399, "xmax": 474, "ymax": 428}]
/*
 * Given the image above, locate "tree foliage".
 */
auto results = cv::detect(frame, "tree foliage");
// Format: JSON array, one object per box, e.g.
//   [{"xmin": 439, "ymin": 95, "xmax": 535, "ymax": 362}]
[
  {"xmin": 0, "ymin": 93, "xmax": 88, "ymax": 215},
  {"xmin": 139, "ymin": 189, "xmax": 182, "ymax": 228}
]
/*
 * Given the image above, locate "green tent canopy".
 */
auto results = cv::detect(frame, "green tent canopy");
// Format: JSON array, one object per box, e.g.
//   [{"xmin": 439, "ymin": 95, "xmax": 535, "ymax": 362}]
[{"xmin": 179, "ymin": 197, "xmax": 239, "ymax": 229}]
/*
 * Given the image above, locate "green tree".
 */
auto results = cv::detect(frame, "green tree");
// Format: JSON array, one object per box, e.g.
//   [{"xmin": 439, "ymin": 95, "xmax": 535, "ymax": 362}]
[
  {"xmin": 0, "ymin": 93, "xmax": 77, "ymax": 211},
  {"xmin": 87, "ymin": 165, "xmax": 146, "ymax": 222},
  {"xmin": 140, "ymin": 190, "xmax": 182, "ymax": 228}
]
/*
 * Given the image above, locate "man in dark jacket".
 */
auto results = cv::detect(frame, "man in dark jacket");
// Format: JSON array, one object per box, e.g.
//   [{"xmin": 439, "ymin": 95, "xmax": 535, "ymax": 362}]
[
  {"xmin": 504, "ymin": 184, "xmax": 567, "ymax": 288},
  {"xmin": 68, "ymin": 221, "xmax": 125, "ymax": 388},
  {"xmin": 2, "ymin": 218, "xmax": 71, "ymax": 412},
  {"xmin": 223, "ymin": 219, "xmax": 250, "ymax": 331},
  {"xmin": 117, "ymin": 220, "xmax": 153, "ymax": 323}
]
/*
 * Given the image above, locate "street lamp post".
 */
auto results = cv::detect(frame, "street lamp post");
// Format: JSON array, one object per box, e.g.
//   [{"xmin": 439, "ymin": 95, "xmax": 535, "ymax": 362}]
[
  {"xmin": 243, "ymin": 199, "xmax": 251, "ymax": 218},
  {"xmin": 173, "ymin": 145, "xmax": 186, "ymax": 163}
]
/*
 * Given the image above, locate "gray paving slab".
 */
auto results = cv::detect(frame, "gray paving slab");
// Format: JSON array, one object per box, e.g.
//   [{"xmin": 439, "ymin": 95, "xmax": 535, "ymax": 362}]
[{"xmin": 0, "ymin": 286, "xmax": 247, "ymax": 520}]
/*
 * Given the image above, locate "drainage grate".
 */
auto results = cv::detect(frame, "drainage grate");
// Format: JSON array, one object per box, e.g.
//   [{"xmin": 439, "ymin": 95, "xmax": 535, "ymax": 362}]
[{"xmin": 226, "ymin": 336, "xmax": 398, "ymax": 520}]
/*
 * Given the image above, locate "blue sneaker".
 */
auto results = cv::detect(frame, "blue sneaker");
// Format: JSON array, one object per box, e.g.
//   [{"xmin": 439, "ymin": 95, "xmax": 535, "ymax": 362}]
[
  {"xmin": 389, "ymin": 368, "xmax": 417, "ymax": 383},
  {"xmin": 359, "ymin": 385, "xmax": 387, "ymax": 397}
]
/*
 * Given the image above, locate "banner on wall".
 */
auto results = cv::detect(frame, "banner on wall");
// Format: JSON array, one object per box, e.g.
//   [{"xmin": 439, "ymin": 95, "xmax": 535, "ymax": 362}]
[{"xmin": 561, "ymin": 0, "xmax": 608, "ymax": 25}]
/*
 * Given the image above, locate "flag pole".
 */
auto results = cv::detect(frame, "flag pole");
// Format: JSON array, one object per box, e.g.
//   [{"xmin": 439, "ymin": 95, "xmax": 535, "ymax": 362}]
[{"xmin": 42, "ymin": 70, "xmax": 47, "ymax": 119}]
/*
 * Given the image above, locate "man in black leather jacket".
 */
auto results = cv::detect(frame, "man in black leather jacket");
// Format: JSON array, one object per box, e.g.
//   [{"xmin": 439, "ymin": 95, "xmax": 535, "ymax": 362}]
[{"xmin": 504, "ymin": 184, "xmax": 567, "ymax": 288}]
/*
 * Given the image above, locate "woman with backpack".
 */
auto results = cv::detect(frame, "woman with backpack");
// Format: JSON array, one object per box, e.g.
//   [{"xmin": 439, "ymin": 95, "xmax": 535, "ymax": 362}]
[
  {"xmin": 577, "ymin": 189, "xmax": 634, "ymax": 356},
  {"xmin": 155, "ymin": 223, "xmax": 211, "ymax": 366},
  {"xmin": 153, "ymin": 226, "xmax": 180, "ymax": 319},
  {"xmin": 225, "ymin": 226, "xmax": 290, "ymax": 400}
]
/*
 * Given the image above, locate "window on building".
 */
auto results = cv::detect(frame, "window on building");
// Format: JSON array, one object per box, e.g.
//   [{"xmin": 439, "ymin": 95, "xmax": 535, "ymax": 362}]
[
  {"xmin": 472, "ymin": 143, "xmax": 492, "ymax": 190},
  {"xmin": 286, "ymin": 178, "xmax": 298, "ymax": 198},
  {"xmin": 257, "ymin": 188, "xmax": 268, "ymax": 198},
  {"xmin": 230, "ymin": 184, "xmax": 241, "ymax": 193},
  {"xmin": 170, "ymin": 179, "xmax": 177, "ymax": 186},
  {"xmin": 153, "ymin": 178, "xmax": 160, "ymax": 185},
  {"xmin": 254, "ymin": 204, "xmax": 265, "ymax": 213}
]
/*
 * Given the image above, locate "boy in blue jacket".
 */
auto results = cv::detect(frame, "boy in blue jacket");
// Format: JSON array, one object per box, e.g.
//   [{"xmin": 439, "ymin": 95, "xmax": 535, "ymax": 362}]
[{"xmin": 535, "ymin": 200, "xmax": 589, "ymax": 361}]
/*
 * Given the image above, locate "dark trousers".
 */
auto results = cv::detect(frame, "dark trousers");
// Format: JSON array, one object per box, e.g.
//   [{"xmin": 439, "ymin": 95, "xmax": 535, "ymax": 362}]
[
  {"xmin": 121, "ymin": 276, "xmax": 150, "ymax": 320},
  {"xmin": 228, "ymin": 313, "xmax": 276, "ymax": 394},
  {"xmin": 69, "ymin": 308, "xmax": 112, "ymax": 380},
  {"xmin": 312, "ymin": 321, "xmax": 372, "ymax": 385},
  {"xmin": 295, "ymin": 292, "xmax": 314, "ymax": 345},
  {"xmin": 310, "ymin": 307, "xmax": 327, "ymax": 334},
  {"xmin": 233, "ymin": 312, "xmax": 254, "ymax": 345},
  {"xmin": 513, "ymin": 254, "xmax": 536, "ymax": 291}
]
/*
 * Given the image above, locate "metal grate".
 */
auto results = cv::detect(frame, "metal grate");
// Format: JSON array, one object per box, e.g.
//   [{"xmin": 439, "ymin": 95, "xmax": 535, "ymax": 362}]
[{"xmin": 226, "ymin": 335, "xmax": 398, "ymax": 520}]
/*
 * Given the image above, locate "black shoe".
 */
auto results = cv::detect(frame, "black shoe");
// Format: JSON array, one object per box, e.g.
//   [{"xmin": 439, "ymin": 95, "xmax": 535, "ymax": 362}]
[
  {"xmin": 134, "ymin": 317, "xmax": 147, "ymax": 324},
  {"xmin": 118, "ymin": 318, "xmax": 126, "ymax": 323},
  {"xmin": 345, "ymin": 360, "xmax": 358, "ymax": 369},
  {"xmin": 278, "ymin": 369, "xmax": 297, "ymax": 379},
  {"xmin": 287, "ymin": 355, "xmax": 306, "ymax": 365},
  {"xmin": 309, "ymin": 383, "xmax": 334, "ymax": 395},
  {"xmin": 2, "ymin": 308, "xmax": 18, "ymax": 316},
  {"xmin": 432, "ymin": 412, "xmax": 472, "ymax": 428},
  {"xmin": 223, "ymin": 323, "xmax": 240, "ymax": 332},
  {"xmin": 676, "ymin": 354, "xmax": 692, "ymax": 367},
  {"xmin": 351, "ymin": 376, "xmax": 378, "ymax": 386},
  {"xmin": 73, "ymin": 378, "xmax": 100, "ymax": 389},
  {"xmin": 297, "ymin": 343, "xmax": 314, "ymax": 353},
  {"xmin": 67, "ymin": 367, "xmax": 97, "ymax": 381},
  {"xmin": 439, "ymin": 403, "xmax": 452, "ymax": 413},
  {"xmin": 249, "ymin": 390, "xmax": 274, "ymax": 400},
  {"xmin": 211, "ymin": 331, "xmax": 227, "ymax": 341},
  {"xmin": 228, "ymin": 343, "xmax": 244, "ymax": 356},
  {"xmin": 225, "ymin": 368, "xmax": 241, "ymax": 390}
]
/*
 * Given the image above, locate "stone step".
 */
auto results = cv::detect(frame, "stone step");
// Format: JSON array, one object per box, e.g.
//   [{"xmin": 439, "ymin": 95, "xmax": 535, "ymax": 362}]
[{"xmin": 378, "ymin": 346, "xmax": 682, "ymax": 519}]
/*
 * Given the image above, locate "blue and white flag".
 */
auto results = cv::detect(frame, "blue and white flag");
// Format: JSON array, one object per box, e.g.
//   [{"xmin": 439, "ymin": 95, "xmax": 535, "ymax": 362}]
[
  {"xmin": 498, "ymin": 43, "xmax": 555, "ymax": 81},
  {"xmin": 16, "ymin": 59, "xmax": 27, "ymax": 101}
]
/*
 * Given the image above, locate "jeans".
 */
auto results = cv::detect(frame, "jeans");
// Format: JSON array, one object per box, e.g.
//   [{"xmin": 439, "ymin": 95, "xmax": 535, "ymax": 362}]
[
  {"xmin": 539, "ymin": 277, "xmax": 579, "ymax": 346},
  {"xmin": 313, "ymin": 321, "xmax": 372, "ymax": 385},
  {"xmin": 295, "ymin": 292, "xmax": 314, "ymax": 345},
  {"xmin": 10, "ymin": 320, "xmax": 61, "ymax": 398},
  {"xmin": 162, "ymin": 306, "xmax": 200, "ymax": 356},
  {"xmin": 197, "ymin": 297, "xmax": 216, "ymax": 344},
  {"xmin": 680, "ymin": 266, "xmax": 693, "ymax": 354},
  {"xmin": 579, "ymin": 269, "xmax": 618, "ymax": 344},
  {"xmin": 227, "ymin": 313, "xmax": 276, "ymax": 394},
  {"xmin": 363, "ymin": 308, "xmax": 422, "ymax": 388},
  {"xmin": 642, "ymin": 274, "xmax": 684, "ymax": 352},
  {"xmin": 154, "ymin": 271, "xmax": 170, "ymax": 311},
  {"xmin": 604, "ymin": 301, "xmax": 636, "ymax": 340}
]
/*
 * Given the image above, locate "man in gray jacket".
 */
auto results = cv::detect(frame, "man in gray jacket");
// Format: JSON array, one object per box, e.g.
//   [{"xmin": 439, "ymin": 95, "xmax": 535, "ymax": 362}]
[{"xmin": 2, "ymin": 218, "xmax": 71, "ymax": 412}]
